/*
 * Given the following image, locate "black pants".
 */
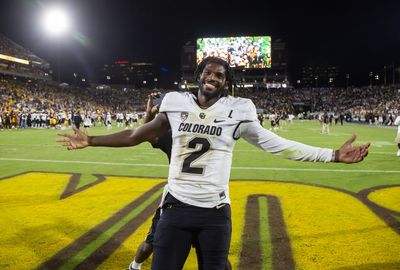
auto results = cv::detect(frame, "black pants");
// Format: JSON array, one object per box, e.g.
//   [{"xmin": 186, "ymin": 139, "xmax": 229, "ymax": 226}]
[{"xmin": 152, "ymin": 195, "xmax": 232, "ymax": 270}]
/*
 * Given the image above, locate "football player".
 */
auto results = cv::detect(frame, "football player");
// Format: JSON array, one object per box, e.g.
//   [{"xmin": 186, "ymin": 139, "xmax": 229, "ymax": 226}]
[
  {"xmin": 127, "ymin": 92, "xmax": 231, "ymax": 270},
  {"xmin": 58, "ymin": 57, "xmax": 369, "ymax": 270},
  {"xmin": 394, "ymin": 112, "xmax": 400, "ymax": 157}
]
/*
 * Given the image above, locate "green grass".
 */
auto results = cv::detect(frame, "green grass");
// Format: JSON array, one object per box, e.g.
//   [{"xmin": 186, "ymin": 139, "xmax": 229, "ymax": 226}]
[
  {"xmin": 258, "ymin": 196, "xmax": 272, "ymax": 270},
  {"xmin": 0, "ymin": 120, "xmax": 399, "ymax": 193}
]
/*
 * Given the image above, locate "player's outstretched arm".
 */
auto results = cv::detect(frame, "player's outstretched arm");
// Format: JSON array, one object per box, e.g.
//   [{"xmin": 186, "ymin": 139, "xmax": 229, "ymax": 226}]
[
  {"xmin": 239, "ymin": 121, "xmax": 370, "ymax": 163},
  {"xmin": 57, "ymin": 113, "xmax": 169, "ymax": 150},
  {"xmin": 335, "ymin": 134, "xmax": 370, "ymax": 163}
]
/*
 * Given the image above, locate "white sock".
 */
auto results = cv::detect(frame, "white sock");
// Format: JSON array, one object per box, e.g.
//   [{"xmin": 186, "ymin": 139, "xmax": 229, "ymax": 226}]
[{"xmin": 129, "ymin": 259, "xmax": 142, "ymax": 270}]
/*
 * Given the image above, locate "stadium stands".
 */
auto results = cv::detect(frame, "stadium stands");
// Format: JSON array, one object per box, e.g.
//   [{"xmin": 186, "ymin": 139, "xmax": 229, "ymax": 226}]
[
  {"xmin": 0, "ymin": 33, "xmax": 398, "ymax": 129},
  {"xmin": 1, "ymin": 73, "xmax": 399, "ymax": 130},
  {"xmin": 236, "ymin": 85, "xmax": 399, "ymax": 123},
  {"xmin": 0, "ymin": 34, "xmax": 51, "ymax": 80}
]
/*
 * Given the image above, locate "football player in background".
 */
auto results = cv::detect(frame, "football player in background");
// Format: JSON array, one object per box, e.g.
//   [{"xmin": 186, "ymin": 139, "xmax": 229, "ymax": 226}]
[{"xmin": 394, "ymin": 112, "xmax": 400, "ymax": 156}]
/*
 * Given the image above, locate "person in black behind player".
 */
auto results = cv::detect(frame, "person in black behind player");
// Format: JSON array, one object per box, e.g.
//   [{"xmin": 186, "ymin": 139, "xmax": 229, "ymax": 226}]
[{"xmin": 73, "ymin": 111, "xmax": 83, "ymax": 129}]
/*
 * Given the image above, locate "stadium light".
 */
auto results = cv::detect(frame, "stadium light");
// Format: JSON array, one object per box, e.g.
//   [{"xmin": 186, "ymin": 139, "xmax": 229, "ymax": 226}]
[
  {"xmin": 41, "ymin": 6, "xmax": 71, "ymax": 83},
  {"xmin": 42, "ymin": 7, "xmax": 70, "ymax": 36}
]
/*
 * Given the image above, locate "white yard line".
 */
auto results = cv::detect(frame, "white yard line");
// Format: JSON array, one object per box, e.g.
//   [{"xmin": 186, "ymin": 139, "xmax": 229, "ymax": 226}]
[
  {"xmin": 0, "ymin": 157, "xmax": 399, "ymax": 173},
  {"xmin": 0, "ymin": 158, "xmax": 168, "ymax": 167},
  {"xmin": 234, "ymin": 150, "xmax": 393, "ymax": 155}
]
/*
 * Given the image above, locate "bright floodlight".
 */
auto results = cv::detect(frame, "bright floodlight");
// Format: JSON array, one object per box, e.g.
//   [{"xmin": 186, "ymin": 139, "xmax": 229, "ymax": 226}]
[{"xmin": 42, "ymin": 7, "xmax": 70, "ymax": 36}]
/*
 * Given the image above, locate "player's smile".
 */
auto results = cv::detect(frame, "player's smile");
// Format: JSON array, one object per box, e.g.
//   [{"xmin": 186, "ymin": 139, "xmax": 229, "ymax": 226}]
[
  {"xmin": 203, "ymin": 80, "xmax": 218, "ymax": 91},
  {"xmin": 199, "ymin": 63, "xmax": 226, "ymax": 95}
]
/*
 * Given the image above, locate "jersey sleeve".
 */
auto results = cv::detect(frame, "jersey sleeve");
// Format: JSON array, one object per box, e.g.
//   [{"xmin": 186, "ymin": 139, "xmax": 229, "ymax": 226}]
[
  {"xmin": 159, "ymin": 92, "xmax": 183, "ymax": 113},
  {"xmin": 395, "ymin": 116, "xmax": 400, "ymax": 126},
  {"xmin": 238, "ymin": 121, "xmax": 334, "ymax": 162},
  {"xmin": 235, "ymin": 98, "xmax": 258, "ymax": 122}
]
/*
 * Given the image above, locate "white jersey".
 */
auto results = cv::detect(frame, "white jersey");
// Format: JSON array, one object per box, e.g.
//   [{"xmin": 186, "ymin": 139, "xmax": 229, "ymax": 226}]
[
  {"xmin": 160, "ymin": 92, "xmax": 333, "ymax": 208},
  {"xmin": 125, "ymin": 113, "xmax": 132, "ymax": 121},
  {"xmin": 395, "ymin": 116, "xmax": 400, "ymax": 133},
  {"xmin": 83, "ymin": 116, "xmax": 92, "ymax": 126},
  {"xmin": 117, "ymin": 113, "xmax": 124, "ymax": 120}
]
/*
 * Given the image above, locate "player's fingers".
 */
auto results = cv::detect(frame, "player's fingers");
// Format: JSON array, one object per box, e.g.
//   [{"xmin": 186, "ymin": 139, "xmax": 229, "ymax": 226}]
[
  {"xmin": 352, "ymin": 148, "xmax": 360, "ymax": 160},
  {"xmin": 361, "ymin": 144, "xmax": 369, "ymax": 151},
  {"xmin": 147, "ymin": 95, "xmax": 154, "ymax": 107},
  {"xmin": 57, "ymin": 133, "xmax": 70, "ymax": 137},
  {"xmin": 360, "ymin": 145, "xmax": 369, "ymax": 156},
  {"xmin": 353, "ymin": 148, "xmax": 362, "ymax": 162},
  {"xmin": 345, "ymin": 134, "xmax": 357, "ymax": 145},
  {"xmin": 360, "ymin": 147, "xmax": 369, "ymax": 157},
  {"xmin": 56, "ymin": 138, "xmax": 68, "ymax": 143}
]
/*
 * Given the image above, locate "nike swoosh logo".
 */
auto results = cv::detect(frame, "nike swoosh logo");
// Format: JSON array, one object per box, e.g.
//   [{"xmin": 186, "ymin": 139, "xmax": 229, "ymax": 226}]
[{"xmin": 214, "ymin": 119, "xmax": 225, "ymax": 123}]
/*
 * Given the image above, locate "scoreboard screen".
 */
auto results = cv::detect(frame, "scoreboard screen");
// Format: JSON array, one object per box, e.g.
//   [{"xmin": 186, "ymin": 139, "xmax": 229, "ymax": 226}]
[{"xmin": 197, "ymin": 36, "xmax": 271, "ymax": 69}]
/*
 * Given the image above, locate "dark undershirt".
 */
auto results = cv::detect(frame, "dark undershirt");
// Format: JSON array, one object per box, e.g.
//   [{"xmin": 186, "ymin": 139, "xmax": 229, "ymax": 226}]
[{"xmin": 151, "ymin": 129, "xmax": 172, "ymax": 163}]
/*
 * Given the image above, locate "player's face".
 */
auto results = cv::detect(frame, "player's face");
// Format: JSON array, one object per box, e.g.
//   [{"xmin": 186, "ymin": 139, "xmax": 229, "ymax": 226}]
[{"xmin": 199, "ymin": 63, "xmax": 227, "ymax": 98}]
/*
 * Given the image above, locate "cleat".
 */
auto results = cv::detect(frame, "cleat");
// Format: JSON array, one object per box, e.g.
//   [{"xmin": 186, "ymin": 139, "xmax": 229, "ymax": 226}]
[{"xmin": 128, "ymin": 262, "xmax": 140, "ymax": 270}]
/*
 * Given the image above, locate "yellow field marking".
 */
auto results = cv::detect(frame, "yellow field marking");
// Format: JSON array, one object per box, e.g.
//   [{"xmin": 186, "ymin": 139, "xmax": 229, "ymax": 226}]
[
  {"xmin": 0, "ymin": 173, "xmax": 164, "ymax": 269},
  {"xmin": 368, "ymin": 186, "xmax": 400, "ymax": 213},
  {"xmin": 230, "ymin": 182, "xmax": 400, "ymax": 270},
  {"xmin": 1, "ymin": 173, "xmax": 400, "ymax": 270},
  {"xmin": 96, "ymin": 211, "xmax": 154, "ymax": 270}
]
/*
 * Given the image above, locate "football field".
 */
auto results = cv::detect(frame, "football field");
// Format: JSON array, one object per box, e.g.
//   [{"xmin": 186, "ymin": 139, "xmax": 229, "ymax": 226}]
[{"xmin": 0, "ymin": 120, "xmax": 399, "ymax": 269}]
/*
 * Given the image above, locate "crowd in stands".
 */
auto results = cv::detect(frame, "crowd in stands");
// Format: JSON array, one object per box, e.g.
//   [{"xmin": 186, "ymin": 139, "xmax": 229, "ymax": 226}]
[
  {"xmin": 0, "ymin": 34, "xmax": 33, "ymax": 60},
  {"xmin": 0, "ymin": 34, "xmax": 51, "ymax": 80},
  {"xmin": 1, "ymin": 75, "xmax": 399, "ymax": 130},
  {"xmin": 236, "ymin": 85, "xmax": 400, "ymax": 124},
  {"xmin": 0, "ymin": 62, "xmax": 50, "ymax": 80},
  {"xmin": 0, "ymin": 76, "xmax": 171, "ymax": 129}
]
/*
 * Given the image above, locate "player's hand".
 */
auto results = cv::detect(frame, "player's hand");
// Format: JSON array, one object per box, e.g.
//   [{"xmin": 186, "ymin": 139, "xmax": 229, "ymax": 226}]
[
  {"xmin": 336, "ymin": 134, "xmax": 370, "ymax": 163},
  {"xmin": 146, "ymin": 92, "xmax": 161, "ymax": 119},
  {"xmin": 56, "ymin": 124, "xmax": 89, "ymax": 150}
]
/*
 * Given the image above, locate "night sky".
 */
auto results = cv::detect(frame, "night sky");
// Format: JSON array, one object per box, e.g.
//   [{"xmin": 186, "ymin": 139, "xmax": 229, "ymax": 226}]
[{"xmin": 0, "ymin": 0, "xmax": 399, "ymax": 86}]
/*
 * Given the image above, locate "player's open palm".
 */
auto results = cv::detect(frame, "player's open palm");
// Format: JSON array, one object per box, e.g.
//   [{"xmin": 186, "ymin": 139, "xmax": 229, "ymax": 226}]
[
  {"xmin": 57, "ymin": 125, "xmax": 89, "ymax": 150},
  {"xmin": 337, "ymin": 134, "xmax": 370, "ymax": 163}
]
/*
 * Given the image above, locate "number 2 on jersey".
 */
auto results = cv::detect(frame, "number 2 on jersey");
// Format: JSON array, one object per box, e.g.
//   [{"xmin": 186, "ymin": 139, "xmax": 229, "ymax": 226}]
[{"xmin": 181, "ymin": 137, "xmax": 210, "ymax": 175}]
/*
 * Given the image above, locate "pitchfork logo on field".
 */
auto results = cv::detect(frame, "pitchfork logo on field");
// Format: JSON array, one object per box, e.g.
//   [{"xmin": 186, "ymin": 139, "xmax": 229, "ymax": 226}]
[
  {"xmin": 181, "ymin": 112, "xmax": 188, "ymax": 122},
  {"xmin": 1, "ymin": 172, "xmax": 400, "ymax": 269}
]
